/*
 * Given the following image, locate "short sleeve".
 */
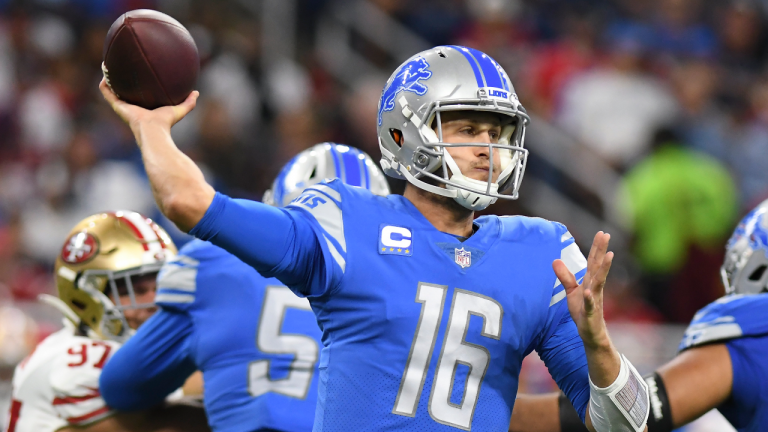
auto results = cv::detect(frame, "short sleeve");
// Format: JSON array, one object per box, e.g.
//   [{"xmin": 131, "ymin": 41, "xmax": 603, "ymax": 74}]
[
  {"xmin": 99, "ymin": 310, "xmax": 197, "ymax": 411},
  {"xmin": 50, "ymin": 340, "xmax": 120, "ymax": 425}
]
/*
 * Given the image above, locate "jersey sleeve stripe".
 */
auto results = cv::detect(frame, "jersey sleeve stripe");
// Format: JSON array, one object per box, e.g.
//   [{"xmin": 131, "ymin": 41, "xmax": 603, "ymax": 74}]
[
  {"xmin": 549, "ymin": 290, "xmax": 566, "ymax": 307},
  {"xmin": 53, "ymin": 392, "xmax": 101, "ymax": 405},
  {"xmin": 307, "ymin": 184, "xmax": 342, "ymax": 203},
  {"xmin": 155, "ymin": 292, "xmax": 196, "ymax": 304},
  {"xmin": 679, "ymin": 318, "xmax": 744, "ymax": 350},
  {"xmin": 324, "ymin": 234, "xmax": 347, "ymax": 272},
  {"xmin": 560, "ymin": 243, "xmax": 587, "ymax": 275},
  {"xmin": 67, "ymin": 406, "xmax": 111, "ymax": 424},
  {"xmin": 157, "ymin": 263, "xmax": 198, "ymax": 292},
  {"xmin": 289, "ymin": 189, "xmax": 347, "ymax": 253}
]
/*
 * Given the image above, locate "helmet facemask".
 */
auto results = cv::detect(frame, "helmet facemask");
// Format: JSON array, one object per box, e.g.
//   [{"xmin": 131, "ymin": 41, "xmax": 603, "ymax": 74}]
[{"xmin": 388, "ymin": 95, "xmax": 529, "ymax": 211}]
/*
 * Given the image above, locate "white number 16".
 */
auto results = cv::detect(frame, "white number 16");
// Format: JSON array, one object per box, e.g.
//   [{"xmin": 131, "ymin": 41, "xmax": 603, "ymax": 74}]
[{"xmin": 393, "ymin": 283, "xmax": 503, "ymax": 430}]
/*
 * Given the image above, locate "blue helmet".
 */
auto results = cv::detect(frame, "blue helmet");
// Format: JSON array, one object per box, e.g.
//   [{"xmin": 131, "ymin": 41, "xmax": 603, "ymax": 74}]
[
  {"xmin": 263, "ymin": 143, "xmax": 391, "ymax": 207},
  {"xmin": 722, "ymin": 199, "xmax": 768, "ymax": 295}
]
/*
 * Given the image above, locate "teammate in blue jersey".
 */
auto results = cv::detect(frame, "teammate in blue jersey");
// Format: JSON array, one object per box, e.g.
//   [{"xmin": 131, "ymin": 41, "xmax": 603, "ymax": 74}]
[
  {"xmin": 98, "ymin": 143, "xmax": 391, "ymax": 432},
  {"xmin": 99, "ymin": 45, "xmax": 649, "ymax": 432},
  {"xmin": 514, "ymin": 199, "xmax": 768, "ymax": 432}
]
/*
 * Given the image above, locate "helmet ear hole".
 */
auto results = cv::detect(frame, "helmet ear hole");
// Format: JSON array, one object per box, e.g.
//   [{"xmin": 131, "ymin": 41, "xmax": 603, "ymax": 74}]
[
  {"xmin": 390, "ymin": 129, "xmax": 404, "ymax": 147},
  {"xmin": 72, "ymin": 299, "xmax": 87, "ymax": 310},
  {"xmin": 749, "ymin": 265, "xmax": 767, "ymax": 281}
]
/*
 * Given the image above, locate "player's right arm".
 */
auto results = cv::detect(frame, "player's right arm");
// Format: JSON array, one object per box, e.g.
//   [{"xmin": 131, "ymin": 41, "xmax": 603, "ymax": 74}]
[
  {"xmin": 99, "ymin": 80, "xmax": 339, "ymax": 297},
  {"xmin": 99, "ymin": 79, "xmax": 210, "ymax": 232}
]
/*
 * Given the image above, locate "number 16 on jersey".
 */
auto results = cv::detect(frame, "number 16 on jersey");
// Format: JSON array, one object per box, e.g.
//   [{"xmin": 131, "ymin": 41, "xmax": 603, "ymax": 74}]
[{"xmin": 393, "ymin": 282, "xmax": 503, "ymax": 430}]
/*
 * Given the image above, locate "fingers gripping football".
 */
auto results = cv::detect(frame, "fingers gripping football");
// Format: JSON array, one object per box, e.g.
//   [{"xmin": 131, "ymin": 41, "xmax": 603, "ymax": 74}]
[{"xmin": 99, "ymin": 77, "xmax": 199, "ymax": 133}]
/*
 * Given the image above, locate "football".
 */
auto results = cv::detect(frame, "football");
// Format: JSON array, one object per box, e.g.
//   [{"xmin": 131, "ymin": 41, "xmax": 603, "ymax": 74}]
[{"xmin": 102, "ymin": 9, "xmax": 199, "ymax": 110}]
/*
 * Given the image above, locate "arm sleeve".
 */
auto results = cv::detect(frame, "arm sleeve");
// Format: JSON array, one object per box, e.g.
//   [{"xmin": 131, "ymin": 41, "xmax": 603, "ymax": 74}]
[
  {"xmin": 190, "ymin": 188, "xmax": 345, "ymax": 297},
  {"xmin": 49, "ymin": 340, "xmax": 121, "ymax": 426},
  {"xmin": 536, "ymin": 300, "xmax": 590, "ymax": 422},
  {"xmin": 99, "ymin": 309, "xmax": 197, "ymax": 411},
  {"xmin": 535, "ymin": 227, "xmax": 590, "ymax": 422}
]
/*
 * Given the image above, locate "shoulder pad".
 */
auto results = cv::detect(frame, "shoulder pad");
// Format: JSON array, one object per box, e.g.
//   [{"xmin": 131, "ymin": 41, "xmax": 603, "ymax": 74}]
[
  {"xmin": 495, "ymin": 215, "xmax": 567, "ymax": 243},
  {"xmin": 679, "ymin": 294, "xmax": 768, "ymax": 351}
]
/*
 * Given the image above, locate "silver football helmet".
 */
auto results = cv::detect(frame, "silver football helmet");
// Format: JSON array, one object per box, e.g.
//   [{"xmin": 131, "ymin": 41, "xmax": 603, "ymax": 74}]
[
  {"xmin": 721, "ymin": 199, "xmax": 768, "ymax": 295},
  {"xmin": 377, "ymin": 45, "xmax": 530, "ymax": 211},
  {"xmin": 263, "ymin": 142, "xmax": 390, "ymax": 207}
]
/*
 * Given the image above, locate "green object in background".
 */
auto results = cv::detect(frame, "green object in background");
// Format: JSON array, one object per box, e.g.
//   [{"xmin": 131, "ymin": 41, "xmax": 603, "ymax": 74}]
[{"xmin": 619, "ymin": 144, "xmax": 738, "ymax": 274}]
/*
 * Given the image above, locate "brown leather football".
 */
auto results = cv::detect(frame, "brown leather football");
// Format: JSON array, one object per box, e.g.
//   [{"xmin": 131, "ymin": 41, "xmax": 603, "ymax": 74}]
[{"xmin": 102, "ymin": 9, "xmax": 199, "ymax": 110}]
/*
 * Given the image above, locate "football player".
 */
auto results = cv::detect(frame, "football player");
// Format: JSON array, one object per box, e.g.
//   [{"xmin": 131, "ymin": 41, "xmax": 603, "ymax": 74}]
[
  {"xmin": 6, "ymin": 211, "xmax": 208, "ymax": 432},
  {"xmin": 98, "ymin": 143, "xmax": 390, "ymax": 431},
  {"xmin": 99, "ymin": 45, "xmax": 649, "ymax": 432},
  {"xmin": 512, "ymin": 200, "xmax": 768, "ymax": 432}
]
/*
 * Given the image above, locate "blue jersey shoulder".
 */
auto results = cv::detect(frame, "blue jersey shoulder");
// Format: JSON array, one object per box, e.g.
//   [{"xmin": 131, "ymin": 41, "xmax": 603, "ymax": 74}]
[
  {"xmin": 481, "ymin": 215, "xmax": 569, "ymax": 244},
  {"xmin": 156, "ymin": 239, "xmax": 242, "ymax": 311},
  {"xmin": 679, "ymin": 293, "xmax": 768, "ymax": 351}
]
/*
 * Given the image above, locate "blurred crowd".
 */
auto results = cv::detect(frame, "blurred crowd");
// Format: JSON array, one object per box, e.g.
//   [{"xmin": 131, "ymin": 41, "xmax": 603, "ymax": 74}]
[{"xmin": 0, "ymin": 0, "xmax": 766, "ymax": 374}]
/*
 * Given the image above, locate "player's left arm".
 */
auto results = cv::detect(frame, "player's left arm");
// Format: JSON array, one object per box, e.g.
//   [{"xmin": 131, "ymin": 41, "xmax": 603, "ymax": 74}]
[
  {"xmin": 553, "ymin": 232, "xmax": 649, "ymax": 432},
  {"xmin": 536, "ymin": 343, "xmax": 732, "ymax": 432},
  {"xmin": 100, "ymin": 309, "xmax": 197, "ymax": 411}
]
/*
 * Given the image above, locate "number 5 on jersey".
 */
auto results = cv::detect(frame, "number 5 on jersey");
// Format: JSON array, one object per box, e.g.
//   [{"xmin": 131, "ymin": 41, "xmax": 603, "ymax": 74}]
[
  {"xmin": 394, "ymin": 283, "xmax": 503, "ymax": 430},
  {"xmin": 248, "ymin": 286, "xmax": 319, "ymax": 399}
]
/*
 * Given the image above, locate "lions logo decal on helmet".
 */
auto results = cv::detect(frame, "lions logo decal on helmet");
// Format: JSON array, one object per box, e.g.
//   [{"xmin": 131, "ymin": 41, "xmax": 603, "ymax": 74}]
[
  {"xmin": 378, "ymin": 56, "xmax": 432, "ymax": 126},
  {"xmin": 61, "ymin": 231, "xmax": 99, "ymax": 264}
]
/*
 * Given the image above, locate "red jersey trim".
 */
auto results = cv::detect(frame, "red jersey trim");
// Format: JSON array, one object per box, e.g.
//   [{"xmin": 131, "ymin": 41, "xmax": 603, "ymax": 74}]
[
  {"xmin": 53, "ymin": 387, "xmax": 101, "ymax": 405},
  {"xmin": 67, "ymin": 406, "xmax": 111, "ymax": 424}
]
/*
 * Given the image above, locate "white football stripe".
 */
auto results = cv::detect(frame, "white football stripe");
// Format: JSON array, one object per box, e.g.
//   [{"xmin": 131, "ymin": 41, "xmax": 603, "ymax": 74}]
[
  {"xmin": 156, "ymin": 293, "xmax": 195, "ymax": 304},
  {"xmin": 308, "ymin": 184, "xmax": 342, "ymax": 203},
  {"xmin": 561, "ymin": 243, "xmax": 587, "ymax": 274},
  {"xmin": 324, "ymin": 234, "xmax": 346, "ymax": 273},
  {"xmin": 158, "ymin": 264, "xmax": 198, "ymax": 292},
  {"xmin": 291, "ymin": 192, "xmax": 346, "ymax": 253},
  {"xmin": 550, "ymin": 290, "xmax": 566, "ymax": 307}
]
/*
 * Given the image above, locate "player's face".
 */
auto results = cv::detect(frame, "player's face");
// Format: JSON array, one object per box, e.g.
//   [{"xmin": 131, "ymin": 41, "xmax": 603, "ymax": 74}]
[
  {"xmin": 438, "ymin": 111, "xmax": 507, "ymax": 183},
  {"xmin": 116, "ymin": 272, "xmax": 158, "ymax": 330}
]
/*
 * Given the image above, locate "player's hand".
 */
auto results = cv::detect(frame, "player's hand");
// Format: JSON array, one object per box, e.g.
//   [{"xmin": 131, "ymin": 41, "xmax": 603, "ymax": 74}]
[
  {"xmin": 99, "ymin": 75, "xmax": 198, "ymax": 135},
  {"xmin": 553, "ymin": 231, "xmax": 613, "ymax": 350}
]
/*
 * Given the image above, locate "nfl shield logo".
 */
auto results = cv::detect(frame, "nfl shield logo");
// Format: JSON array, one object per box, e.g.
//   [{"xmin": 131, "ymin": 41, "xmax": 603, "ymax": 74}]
[{"xmin": 455, "ymin": 247, "xmax": 471, "ymax": 268}]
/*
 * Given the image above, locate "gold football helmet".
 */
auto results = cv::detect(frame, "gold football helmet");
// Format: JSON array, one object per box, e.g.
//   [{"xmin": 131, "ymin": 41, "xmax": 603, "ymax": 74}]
[{"xmin": 40, "ymin": 211, "xmax": 176, "ymax": 342}]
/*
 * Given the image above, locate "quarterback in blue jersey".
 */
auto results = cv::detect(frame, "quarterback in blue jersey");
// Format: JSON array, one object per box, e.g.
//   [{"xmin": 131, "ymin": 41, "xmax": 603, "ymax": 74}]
[
  {"xmin": 98, "ymin": 143, "xmax": 391, "ymax": 432},
  {"xmin": 99, "ymin": 45, "xmax": 649, "ymax": 432},
  {"xmin": 517, "ymin": 200, "xmax": 768, "ymax": 432}
]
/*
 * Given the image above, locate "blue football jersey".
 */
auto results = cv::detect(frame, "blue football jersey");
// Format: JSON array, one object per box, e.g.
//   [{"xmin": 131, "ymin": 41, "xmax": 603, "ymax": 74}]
[
  {"xmin": 191, "ymin": 180, "xmax": 593, "ymax": 431},
  {"xmin": 100, "ymin": 239, "xmax": 323, "ymax": 432},
  {"xmin": 679, "ymin": 293, "xmax": 768, "ymax": 432}
]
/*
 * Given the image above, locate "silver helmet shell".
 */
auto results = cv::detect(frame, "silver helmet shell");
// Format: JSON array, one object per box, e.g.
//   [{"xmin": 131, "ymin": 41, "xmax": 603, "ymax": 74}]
[
  {"xmin": 722, "ymin": 199, "xmax": 768, "ymax": 295},
  {"xmin": 263, "ymin": 142, "xmax": 390, "ymax": 207},
  {"xmin": 377, "ymin": 45, "xmax": 530, "ymax": 211}
]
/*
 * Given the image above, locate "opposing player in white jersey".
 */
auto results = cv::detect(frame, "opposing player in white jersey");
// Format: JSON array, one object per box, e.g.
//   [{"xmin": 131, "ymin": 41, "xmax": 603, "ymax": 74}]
[{"xmin": 5, "ymin": 211, "xmax": 208, "ymax": 432}]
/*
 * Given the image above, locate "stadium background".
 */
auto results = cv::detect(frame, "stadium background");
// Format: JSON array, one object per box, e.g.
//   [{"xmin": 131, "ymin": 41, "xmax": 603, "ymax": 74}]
[{"xmin": 0, "ymin": 0, "xmax": 761, "ymax": 429}]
